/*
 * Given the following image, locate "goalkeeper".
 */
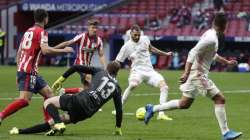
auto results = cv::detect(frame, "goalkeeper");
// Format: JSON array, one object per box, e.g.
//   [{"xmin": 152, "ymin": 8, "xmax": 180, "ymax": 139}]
[{"xmin": 9, "ymin": 62, "xmax": 123, "ymax": 136}]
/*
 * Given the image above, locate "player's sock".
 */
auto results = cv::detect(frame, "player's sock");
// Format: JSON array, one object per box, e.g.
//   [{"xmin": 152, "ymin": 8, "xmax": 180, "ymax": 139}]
[
  {"xmin": 215, "ymin": 104, "xmax": 230, "ymax": 135},
  {"xmin": 121, "ymin": 85, "xmax": 132, "ymax": 105},
  {"xmin": 153, "ymin": 100, "xmax": 180, "ymax": 112},
  {"xmin": 159, "ymin": 85, "xmax": 168, "ymax": 115},
  {"xmin": 19, "ymin": 122, "xmax": 51, "ymax": 134},
  {"xmin": 45, "ymin": 104, "xmax": 61, "ymax": 124},
  {"xmin": 43, "ymin": 97, "xmax": 51, "ymax": 122},
  {"xmin": 0, "ymin": 99, "xmax": 29, "ymax": 120},
  {"xmin": 64, "ymin": 88, "xmax": 81, "ymax": 94}
]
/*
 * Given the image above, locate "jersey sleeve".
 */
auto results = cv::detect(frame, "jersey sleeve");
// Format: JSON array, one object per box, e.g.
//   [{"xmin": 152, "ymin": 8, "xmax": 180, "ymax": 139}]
[
  {"xmin": 113, "ymin": 85, "xmax": 123, "ymax": 127},
  {"xmin": 187, "ymin": 33, "xmax": 216, "ymax": 63},
  {"xmin": 62, "ymin": 65, "xmax": 103, "ymax": 78},
  {"xmin": 73, "ymin": 33, "xmax": 83, "ymax": 44},
  {"xmin": 115, "ymin": 44, "xmax": 128, "ymax": 63}
]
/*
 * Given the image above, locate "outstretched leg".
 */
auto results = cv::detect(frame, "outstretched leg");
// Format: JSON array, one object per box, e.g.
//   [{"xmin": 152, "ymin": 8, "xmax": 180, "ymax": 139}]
[{"xmin": 145, "ymin": 96, "xmax": 194, "ymax": 124}]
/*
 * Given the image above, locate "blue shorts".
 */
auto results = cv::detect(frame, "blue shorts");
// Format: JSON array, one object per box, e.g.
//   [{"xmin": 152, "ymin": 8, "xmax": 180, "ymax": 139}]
[{"xmin": 17, "ymin": 72, "xmax": 47, "ymax": 93}]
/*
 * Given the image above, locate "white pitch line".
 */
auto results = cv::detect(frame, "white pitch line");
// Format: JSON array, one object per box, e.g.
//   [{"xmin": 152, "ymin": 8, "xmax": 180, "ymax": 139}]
[
  {"xmin": 124, "ymin": 112, "xmax": 135, "ymax": 116},
  {"xmin": 0, "ymin": 89, "xmax": 249, "ymax": 101}
]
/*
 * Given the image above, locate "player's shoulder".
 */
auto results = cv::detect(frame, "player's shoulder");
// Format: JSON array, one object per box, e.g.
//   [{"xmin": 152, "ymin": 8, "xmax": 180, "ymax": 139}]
[
  {"xmin": 140, "ymin": 35, "xmax": 150, "ymax": 43},
  {"xmin": 32, "ymin": 26, "xmax": 45, "ymax": 32},
  {"xmin": 27, "ymin": 26, "xmax": 46, "ymax": 35},
  {"xmin": 140, "ymin": 35, "xmax": 149, "ymax": 40},
  {"xmin": 200, "ymin": 29, "xmax": 217, "ymax": 43},
  {"xmin": 76, "ymin": 32, "xmax": 86, "ymax": 38}
]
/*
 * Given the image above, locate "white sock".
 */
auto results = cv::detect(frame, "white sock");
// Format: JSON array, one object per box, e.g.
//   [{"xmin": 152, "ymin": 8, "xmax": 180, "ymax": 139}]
[
  {"xmin": 159, "ymin": 85, "xmax": 168, "ymax": 115},
  {"xmin": 153, "ymin": 100, "xmax": 180, "ymax": 112},
  {"xmin": 215, "ymin": 104, "xmax": 230, "ymax": 135},
  {"xmin": 122, "ymin": 85, "xmax": 133, "ymax": 105}
]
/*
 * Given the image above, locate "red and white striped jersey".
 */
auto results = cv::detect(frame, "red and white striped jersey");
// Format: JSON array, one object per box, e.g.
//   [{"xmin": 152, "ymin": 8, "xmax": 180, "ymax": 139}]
[
  {"xmin": 18, "ymin": 25, "xmax": 48, "ymax": 74},
  {"xmin": 73, "ymin": 32, "xmax": 103, "ymax": 66}
]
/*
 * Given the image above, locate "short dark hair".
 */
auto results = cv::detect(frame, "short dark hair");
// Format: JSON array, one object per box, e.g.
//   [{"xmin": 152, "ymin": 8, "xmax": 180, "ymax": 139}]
[
  {"xmin": 87, "ymin": 19, "xmax": 99, "ymax": 26},
  {"xmin": 213, "ymin": 12, "xmax": 227, "ymax": 28},
  {"xmin": 34, "ymin": 9, "xmax": 48, "ymax": 23},
  {"xmin": 130, "ymin": 24, "xmax": 141, "ymax": 32},
  {"xmin": 107, "ymin": 61, "xmax": 120, "ymax": 76}
]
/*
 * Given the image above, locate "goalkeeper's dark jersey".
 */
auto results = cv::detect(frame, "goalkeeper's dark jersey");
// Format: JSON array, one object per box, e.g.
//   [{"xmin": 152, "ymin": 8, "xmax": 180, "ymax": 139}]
[{"xmin": 62, "ymin": 65, "xmax": 122, "ymax": 127}]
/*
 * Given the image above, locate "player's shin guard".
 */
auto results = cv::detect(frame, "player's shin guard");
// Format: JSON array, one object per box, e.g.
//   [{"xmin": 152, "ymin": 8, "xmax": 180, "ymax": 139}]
[
  {"xmin": 159, "ymin": 85, "xmax": 168, "ymax": 115},
  {"xmin": 153, "ymin": 100, "xmax": 180, "ymax": 112},
  {"xmin": 45, "ymin": 104, "xmax": 61, "ymax": 124},
  {"xmin": 0, "ymin": 99, "xmax": 29, "ymax": 120},
  {"xmin": 215, "ymin": 104, "xmax": 230, "ymax": 135}
]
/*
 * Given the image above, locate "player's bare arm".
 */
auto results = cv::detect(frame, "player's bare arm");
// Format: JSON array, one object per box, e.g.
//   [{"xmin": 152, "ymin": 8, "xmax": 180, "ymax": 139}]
[
  {"xmin": 149, "ymin": 44, "xmax": 173, "ymax": 56},
  {"xmin": 16, "ymin": 45, "xmax": 22, "ymax": 67},
  {"xmin": 40, "ymin": 43, "xmax": 74, "ymax": 55},
  {"xmin": 215, "ymin": 54, "xmax": 238, "ymax": 66},
  {"xmin": 54, "ymin": 39, "xmax": 75, "ymax": 49},
  {"xmin": 113, "ymin": 86, "xmax": 123, "ymax": 135},
  {"xmin": 98, "ymin": 47, "xmax": 106, "ymax": 68},
  {"xmin": 179, "ymin": 62, "xmax": 192, "ymax": 84}
]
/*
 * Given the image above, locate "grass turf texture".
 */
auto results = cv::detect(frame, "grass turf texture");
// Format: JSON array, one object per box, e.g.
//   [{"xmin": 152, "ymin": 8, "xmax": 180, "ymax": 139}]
[{"xmin": 0, "ymin": 66, "xmax": 249, "ymax": 140}]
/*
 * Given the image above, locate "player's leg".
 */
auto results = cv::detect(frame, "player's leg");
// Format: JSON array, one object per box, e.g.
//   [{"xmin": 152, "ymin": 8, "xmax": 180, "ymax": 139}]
[
  {"xmin": 145, "ymin": 95, "xmax": 194, "ymax": 124},
  {"xmin": 144, "ymin": 82, "xmax": 196, "ymax": 124},
  {"xmin": 43, "ymin": 96, "xmax": 66, "ymax": 135},
  {"xmin": 0, "ymin": 91, "xmax": 31, "ymax": 123},
  {"xmin": 207, "ymin": 81, "xmax": 242, "ymax": 139},
  {"xmin": 35, "ymin": 75, "xmax": 54, "ymax": 122},
  {"xmin": 153, "ymin": 95, "xmax": 194, "ymax": 111},
  {"xmin": 112, "ymin": 71, "xmax": 142, "ymax": 115},
  {"xmin": 44, "ymin": 96, "xmax": 62, "ymax": 123},
  {"xmin": 146, "ymin": 71, "xmax": 172, "ymax": 120},
  {"xmin": 10, "ymin": 113, "xmax": 72, "ymax": 135},
  {"xmin": 122, "ymin": 71, "xmax": 142, "ymax": 105},
  {"xmin": 0, "ymin": 72, "xmax": 34, "ymax": 123}
]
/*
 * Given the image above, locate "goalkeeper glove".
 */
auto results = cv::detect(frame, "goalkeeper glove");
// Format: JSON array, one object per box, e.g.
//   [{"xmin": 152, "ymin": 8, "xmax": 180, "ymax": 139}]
[
  {"xmin": 52, "ymin": 76, "xmax": 66, "ymax": 93},
  {"xmin": 113, "ymin": 127, "xmax": 122, "ymax": 136}
]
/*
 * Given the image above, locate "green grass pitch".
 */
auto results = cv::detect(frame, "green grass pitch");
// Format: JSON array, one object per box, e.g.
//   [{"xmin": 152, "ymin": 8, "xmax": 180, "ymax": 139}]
[{"xmin": 0, "ymin": 66, "xmax": 249, "ymax": 140}]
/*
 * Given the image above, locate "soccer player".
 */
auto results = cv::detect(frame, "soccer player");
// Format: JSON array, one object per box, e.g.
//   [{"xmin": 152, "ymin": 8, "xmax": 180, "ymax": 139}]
[
  {"xmin": 0, "ymin": 9, "xmax": 74, "ymax": 124},
  {"xmin": 9, "ymin": 62, "xmax": 123, "ymax": 136},
  {"xmin": 114, "ymin": 24, "xmax": 173, "ymax": 121},
  {"xmin": 52, "ymin": 19, "xmax": 106, "ymax": 94},
  {"xmin": 144, "ymin": 13, "xmax": 242, "ymax": 140}
]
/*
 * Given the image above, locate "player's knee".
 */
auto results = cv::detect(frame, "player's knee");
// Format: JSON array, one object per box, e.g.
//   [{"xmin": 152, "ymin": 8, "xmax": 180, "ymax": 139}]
[
  {"xmin": 213, "ymin": 93, "xmax": 226, "ymax": 104},
  {"xmin": 44, "ymin": 98, "xmax": 52, "ymax": 108},
  {"xmin": 129, "ymin": 82, "xmax": 138, "ymax": 89},
  {"xmin": 179, "ymin": 100, "xmax": 192, "ymax": 109}
]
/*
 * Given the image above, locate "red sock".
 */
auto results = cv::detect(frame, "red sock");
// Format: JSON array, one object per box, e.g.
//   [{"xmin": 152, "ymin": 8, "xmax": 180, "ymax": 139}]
[
  {"xmin": 64, "ymin": 88, "xmax": 81, "ymax": 94},
  {"xmin": 0, "ymin": 99, "xmax": 29, "ymax": 120},
  {"xmin": 43, "ymin": 97, "xmax": 51, "ymax": 122}
]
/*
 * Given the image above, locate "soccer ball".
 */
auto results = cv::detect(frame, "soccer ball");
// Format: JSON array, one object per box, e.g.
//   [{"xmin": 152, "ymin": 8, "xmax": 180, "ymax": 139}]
[{"xmin": 136, "ymin": 107, "xmax": 146, "ymax": 120}]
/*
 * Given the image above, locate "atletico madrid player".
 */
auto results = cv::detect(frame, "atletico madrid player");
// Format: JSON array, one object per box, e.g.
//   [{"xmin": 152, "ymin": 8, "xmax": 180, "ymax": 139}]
[{"xmin": 0, "ymin": 9, "xmax": 74, "ymax": 124}]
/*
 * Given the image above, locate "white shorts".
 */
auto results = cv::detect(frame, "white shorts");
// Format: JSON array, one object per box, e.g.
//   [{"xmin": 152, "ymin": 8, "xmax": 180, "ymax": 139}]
[
  {"xmin": 180, "ymin": 76, "xmax": 220, "ymax": 99},
  {"xmin": 128, "ymin": 69, "xmax": 165, "ymax": 87}
]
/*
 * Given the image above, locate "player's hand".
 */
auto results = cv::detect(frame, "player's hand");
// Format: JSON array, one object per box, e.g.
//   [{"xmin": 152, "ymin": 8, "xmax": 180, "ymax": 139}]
[
  {"xmin": 64, "ymin": 47, "xmax": 74, "ymax": 53},
  {"xmin": 52, "ymin": 76, "xmax": 66, "ymax": 93},
  {"xmin": 166, "ymin": 51, "xmax": 173, "ymax": 56},
  {"xmin": 179, "ymin": 72, "xmax": 189, "ymax": 84},
  {"xmin": 113, "ymin": 127, "xmax": 122, "ymax": 136},
  {"xmin": 227, "ymin": 60, "xmax": 238, "ymax": 66}
]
